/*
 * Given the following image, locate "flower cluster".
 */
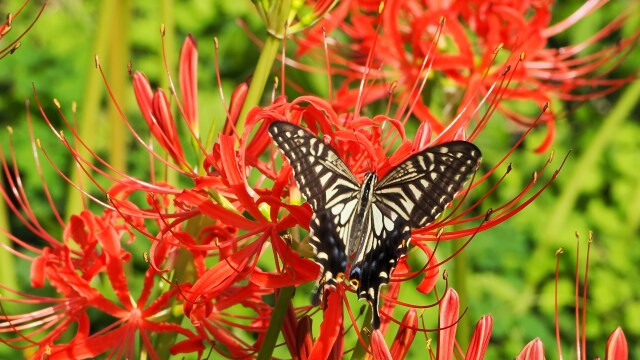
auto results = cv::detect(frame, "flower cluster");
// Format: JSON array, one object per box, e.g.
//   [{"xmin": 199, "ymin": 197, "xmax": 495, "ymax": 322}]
[
  {"xmin": 296, "ymin": 0, "xmax": 638, "ymax": 152},
  {"xmin": 0, "ymin": 1, "xmax": 635, "ymax": 359}
]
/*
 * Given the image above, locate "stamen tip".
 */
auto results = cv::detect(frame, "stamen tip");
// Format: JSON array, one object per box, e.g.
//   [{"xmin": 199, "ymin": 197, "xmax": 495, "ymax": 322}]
[
  {"xmin": 542, "ymin": 102, "xmax": 550, "ymax": 111},
  {"xmin": 10, "ymin": 42, "xmax": 20, "ymax": 54},
  {"xmin": 555, "ymin": 248, "xmax": 564, "ymax": 256},
  {"xmin": 94, "ymin": 55, "xmax": 100, "ymax": 68},
  {"xmin": 53, "ymin": 98, "xmax": 61, "ymax": 109},
  {"xmin": 388, "ymin": 81, "xmax": 397, "ymax": 94},
  {"xmin": 160, "ymin": 24, "xmax": 166, "ymax": 36}
]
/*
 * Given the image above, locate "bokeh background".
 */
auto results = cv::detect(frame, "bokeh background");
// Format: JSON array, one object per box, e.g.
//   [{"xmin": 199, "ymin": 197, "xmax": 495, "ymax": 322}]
[{"xmin": 1, "ymin": 1, "xmax": 638, "ymax": 358}]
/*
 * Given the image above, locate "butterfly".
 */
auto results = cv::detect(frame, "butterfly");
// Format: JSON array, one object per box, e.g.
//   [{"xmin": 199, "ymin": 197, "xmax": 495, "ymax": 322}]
[{"xmin": 268, "ymin": 121, "xmax": 481, "ymax": 329}]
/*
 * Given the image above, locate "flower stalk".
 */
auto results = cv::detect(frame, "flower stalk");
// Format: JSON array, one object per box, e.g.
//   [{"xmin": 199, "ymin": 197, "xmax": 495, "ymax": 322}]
[
  {"xmin": 237, "ymin": 0, "xmax": 293, "ymax": 136},
  {"xmin": 257, "ymin": 286, "xmax": 295, "ymax": 360}
]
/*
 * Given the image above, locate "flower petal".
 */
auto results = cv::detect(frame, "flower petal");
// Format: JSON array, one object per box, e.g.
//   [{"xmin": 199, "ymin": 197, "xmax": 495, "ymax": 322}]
[
  {"xmin": 606, "ymin": 327, "xmax": 628, "ymax": 360},
  {"xmin": 437, "ymin": 288, "xmax": 459, "ymax": 360},
  {"xmin": 516, "ymin": 338, "xmax": 546, "ymax": 360}
]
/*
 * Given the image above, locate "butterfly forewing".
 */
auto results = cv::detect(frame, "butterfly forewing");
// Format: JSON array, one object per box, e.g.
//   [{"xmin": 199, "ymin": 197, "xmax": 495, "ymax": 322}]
[
  {"xmin": 268, "ymin": 121, "xmax": 361, "ymax": 304},
  {"xmin": 375, "ymin": 141, "xmax": 481, "ymax": 228}
]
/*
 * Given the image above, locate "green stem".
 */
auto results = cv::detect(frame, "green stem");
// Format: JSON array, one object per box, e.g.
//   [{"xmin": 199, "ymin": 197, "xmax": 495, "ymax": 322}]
[
  {"xmin": 0, "ymin": 195, "xmax": 17, "ymax": 300},
  {"xmin": 236, "ymin": 34, "xmax": 281, "ymax": 136},
  {"xmin": 236, "ymin": 0, "xmax": 293, "ymax": 136},
  {"xmin": 257, "ymin": 286, "xmax": 295, "ymax": 360},
  {"xmin": 544, "ymin": 80, "xmax": 640, "ymax": 240},
  {"xmin": 452, "ymin": 244, "xmax": 470, "ymax": 348},
  {"xmin": 64, "ymin": 0, "xmax": 114, "ymax": 219},
  {"xmin": 106, "ymin": 0, "xmax": 131, "ymax": 173}
]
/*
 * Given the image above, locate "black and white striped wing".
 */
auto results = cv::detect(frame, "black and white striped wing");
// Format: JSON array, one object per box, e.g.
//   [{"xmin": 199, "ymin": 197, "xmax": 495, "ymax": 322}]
[
  {"xmin": 349, "ymin": 141, "xmax": 481, "ymax": 328},
  {"xmin": 268, "ymin": 121, "xmax": 360, "ymax": 304},
  {"xmin": 374, "ymin": 141, "xmax": 482, "ymax": 228}
]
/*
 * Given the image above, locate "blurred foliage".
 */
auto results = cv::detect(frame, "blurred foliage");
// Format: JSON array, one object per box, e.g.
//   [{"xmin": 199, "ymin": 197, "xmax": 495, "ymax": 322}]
[{"xmin": 0, "ymin": 0, "xmax": 638, "ymax": 359}]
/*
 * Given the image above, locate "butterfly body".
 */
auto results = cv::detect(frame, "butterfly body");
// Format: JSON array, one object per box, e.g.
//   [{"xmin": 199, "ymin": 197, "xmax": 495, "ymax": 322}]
[{"xmin": 268, "ymin": 121, "xmax": 481, "ymax": 329}]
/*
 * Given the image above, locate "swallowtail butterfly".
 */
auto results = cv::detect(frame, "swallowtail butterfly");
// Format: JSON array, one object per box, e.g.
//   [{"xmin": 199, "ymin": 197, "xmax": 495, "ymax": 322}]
[{"xmin": 269, "ymin": 121, "xmax": 481, "ymax": 329}]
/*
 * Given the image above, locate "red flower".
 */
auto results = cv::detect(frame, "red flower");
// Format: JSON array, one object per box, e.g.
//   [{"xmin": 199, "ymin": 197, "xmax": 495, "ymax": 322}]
[
  {"xmin": 0, "ymin": 139, "xmax": 197, "ymax": 358},
  {"xmin": 297, "ymin": 0, "xmax": 637, "ymax": 152}
]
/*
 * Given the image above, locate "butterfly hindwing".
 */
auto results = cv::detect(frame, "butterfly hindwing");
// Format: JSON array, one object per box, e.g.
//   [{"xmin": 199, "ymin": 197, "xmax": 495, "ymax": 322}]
[{"xmin": 268, "ymin": 121, "xmax": 360, "ymax": 304}]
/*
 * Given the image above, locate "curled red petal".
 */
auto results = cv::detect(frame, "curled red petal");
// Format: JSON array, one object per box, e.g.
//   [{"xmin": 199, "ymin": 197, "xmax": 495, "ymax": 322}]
[
  {"xmin": 249, "ymin": 253, "xmax": 319, "ymax": 288},
  {"xmin": 188, "ymin": 240, "xmax": 262, "ymax": 301},
  {"xmin": 309, "ymin": 291, "xmax": 342, "ymax": 359},
  {"xmin": 132, "ymin": 72, "xmax": 154, "ymax": 127},
  {"xmin": 224, "ymin": 82, "xmax": 248, "ymax": 136},
  {"xmin": 415, "ymin": 242, "xmax": 439, "ymax": 294},
  {"xmin": 30, "ymin": 247, "xmax": 49, "ymax": 288}
]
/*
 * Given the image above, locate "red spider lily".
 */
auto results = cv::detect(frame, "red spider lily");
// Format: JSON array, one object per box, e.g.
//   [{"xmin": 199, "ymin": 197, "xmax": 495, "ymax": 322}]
[
  {"xmin": 0, "ymin": 0, "xmax": 46, "ymax": 60},
  {"xmin": 3, "ymin": 33, "xmax": 323, "ymax": 357},
  {"xmin": 0, "ymin": 138, "xmax": 198, "ymax": 358},
  {"xmin": 295, "ymin": 0, "xmax": 637, "ymax": 152}
]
